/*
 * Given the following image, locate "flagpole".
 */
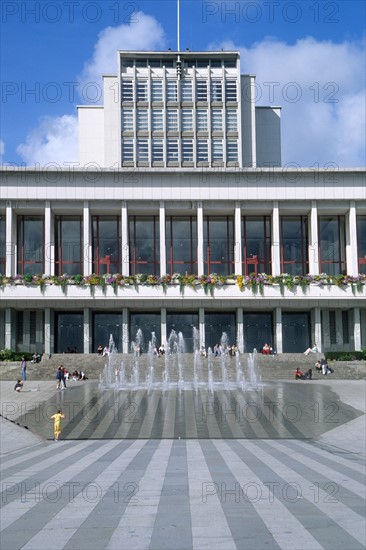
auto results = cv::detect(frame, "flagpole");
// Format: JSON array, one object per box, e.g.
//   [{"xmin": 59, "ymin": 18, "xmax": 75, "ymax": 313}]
[{"xmin": 177, "ymin": 0, "xmax": 180, "ymax": 52}]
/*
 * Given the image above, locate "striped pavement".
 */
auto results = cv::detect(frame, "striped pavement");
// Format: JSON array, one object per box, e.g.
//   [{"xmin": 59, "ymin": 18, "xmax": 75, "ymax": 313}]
[
  {"xmin": 1, "ymin": 381, "xmax": 365, "ymax": 550},
  {"xmin": 1, "ymin": 435, "xmax": 365, "ymax": 550}
]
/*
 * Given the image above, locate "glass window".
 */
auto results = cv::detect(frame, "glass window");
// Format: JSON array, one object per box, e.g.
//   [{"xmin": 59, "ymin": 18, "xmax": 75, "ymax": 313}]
[
  {"xmin": 211, "ymin": 80, "xmax": 222, "ymax": 102},
  {"xmin": 280, "ymin": 217, "xmax": 309, "ymax": 275},
  {"xmin": 92, "ymin": 216, "xmax": 121, "ymax": 275},
  {"xmin": 212, "ymin": 140, "xmax": 223, "ymax": 162},
  {"xmin": 182, "ymin": 140, "xmax": 193, "ymax": 162},
  {"xmin": 166, "ymin": 80, "xmax": 178, "ymax": 102},
  {"xmin": 136, "ymin": 80, "xmax": 148, "ymax": 102},
  {"xmin": 122, "ymin": 109, "xmax": 133, "ymax": 131},
  {"xmin": 137, "ymin": 109, "xmax": 148, "ymax": 131},
  {"xmin": 227, "ymin": 140, "xmax": 238, "ymax": 162},
  {"xmin": 282, "ymin": 312, "xmax": 310, "ymax": 353},
  {"xmin": 181, "ymin": 80, "xmax": 193, "ymax": 101},
  {"xmin": 129, "ymin": 216, "xmax": 160, "ymax": 275},
  {"xmin": 167, "ymin": 110, "xmax": 178, "ymax": 131},
  {"xmin": 121, "ymin": 79, "xmax": 133, "ymax": 101},
  {"xmin": 196, "ymin": 80, "xmax": 207, "ymax": 102},
  {"xmin": 197, "ymin": 140, "xmax": 208, "ymax": 162},
  {"xmin": 0, "ymin": 215, "xmax": 5, "ymax": 274},
  {"xmin": 242, "ymin": 216, "xmax": 271, "ymax": 275},
  {"xmin": 166, "ymin": 312, "xmax": 199, "ymax": 352},
  {"xmin": 319, "ymin": 216, "xmax": 346, "ymax": 275},
  {"xmin": 196, "ymin": 109, "xmax": 208, "ymax": 131},
  {"xmin": 56, "ymin": 312, "xmax": 83, "ymax": 354},
  {"xmin": 167, "ymin": 140, "xmax": 179, "ymax": 162},
  {"xmin": 93, "ymin": 313, "xmax": 122, "ymax": 353},
  {"xmin": 243, "ymin": 313, "xmax": 273, "ymax": 353},
  {"xmin": 122, "ymin": 140, "xmax": 134, "ymax": 162},
  {"xmin": 17, "ymin": 216, "xmax": 44, "ymax": 275},
  {"xmin": 225, "ymin": 80, "xmax": 237, "ymax": 101},
  {"xmin": 55, "ymin": 216, "xmax": 82, "ymax": 276},
  {"xmin": 224, "ymin": 58, "xmax": 237, "ymax": 68},
  {"xmin": 181, "ymin": 109, "xmax": 193, "ymax": 131},
  {"xmin": 151, "ymin": 80, "xmax": 163, "ymax": 101},
  {"xmin": 226, "ymin": 109, "xmax": 237, "ymax": 131},
  {"xmin": 205, "ymin": 312, "xmax": 236, "ymax": 351},
  {"xmin": 130, "ymin": 312, "xmax": 161, "ymax": 353},
  {"xmin": 357, "ymin": 215, "xmax": 366, "ymax": 274},
  {"xmin": 152, "ymin": 110, "xmax": 163, "ymax": 131},
  {"xmin": 210, "ymin": 59, "xmax": 222, "ymax": 68},
  {"xmin": 204, "ymin": 216, "xmax": 234, "ymax": 275},
  {"xmin": 211, "ymin": 109, "xmax": 223, "ymax": 131},
  {"xmin": 166, "ymin": 217, "xmax": 198, "ymax": 275},
  {"xmin": 137, "ymin": 140, "xmax": 149, "ymax": 162},
  {"xmin": 152, "ymin": 140, "xmax": 164, "ymax": 162}
]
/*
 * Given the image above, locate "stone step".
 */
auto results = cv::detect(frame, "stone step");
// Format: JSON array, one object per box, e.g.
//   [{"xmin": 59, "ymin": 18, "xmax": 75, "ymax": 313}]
[{"xmin": 1, "ymin": 356, "xmax": 364, "ymax": 381}]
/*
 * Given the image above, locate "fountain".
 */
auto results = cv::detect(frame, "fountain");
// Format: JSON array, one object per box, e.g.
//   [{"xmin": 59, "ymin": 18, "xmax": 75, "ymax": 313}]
[{"xmin": 99, "ymin": 328, "xmax": 262, "ymax": 393}]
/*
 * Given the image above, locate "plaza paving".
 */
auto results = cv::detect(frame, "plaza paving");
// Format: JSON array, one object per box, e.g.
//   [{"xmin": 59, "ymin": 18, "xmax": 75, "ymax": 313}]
[{"xmin": 0, "ymin": 380, "xmax": 365, "ymax": 549}]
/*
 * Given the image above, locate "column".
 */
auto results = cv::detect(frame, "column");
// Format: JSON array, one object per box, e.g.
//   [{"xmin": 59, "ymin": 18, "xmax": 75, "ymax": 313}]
[
  {"xmin": 122, "ymin": 307, "xmax": 129, "ymax": 353},
  {"xmin": 353, "ymin": 307, "xmax": 361, "ymax": 351},
  {"xmin": 234, "ymin": 202, "xmax": 242, "ymax": 275},
  {"xmin": 322, "ymin": 310, "xmax": 330, "ymax": 350},
  {"xmin": 5, "ymin": 202, "xmax": 14, "ymax": 276},
  {"xmin": 271, "ymin": 202, "xmax": 280, "ymax": 276},
  {"xmin": 44, "ymin": 308, "xmax": 52, "ymax": 356},
  {"xmin": 83, "ymin": 201, "xmax": 92, "ymax": 275},
  {"xmin": 121, "ymin": 201, "xmax": 129, "ymax": 275},
  {"xmin": 5, "ymin": 308, "xmax": 13, "ymax": 350},
  {"xmin": 346, "ymin": 202, "xmax": 358, "ymax": 276},
  {"xmin": 45, "ymin": 201, "xmax": 54, "ymax": 275},
  {"xmin": 197, "ymin": 202, "xmax": 204, "ymax": 274},
  {"xmin": 236, "ymin": 307, "xmax": 244, "ymax": 353},
  {"xmin": 159, "ymin": 201, "xmax": 166, "ymax": 276},
  {"xmin": 274, "ymin": 306, "xmax": 282, "ymax": 354},
  {"xmin": 161, "ymin": 307, "xmax": 167, "ymax": 345},
  {"xmin": 309, "ymin": 201, "xmax": 319, "ymax": 274},
  {"xmin": 313, "ymin": 307, "xmax": 322, "ymax": 353},
  {"xmin": 83, "ymin": 307, "xmax": 90, "ymax": 353},
  {"xmin": 199, "ymin": 307, "xmax": 205, "ymax": 347}
]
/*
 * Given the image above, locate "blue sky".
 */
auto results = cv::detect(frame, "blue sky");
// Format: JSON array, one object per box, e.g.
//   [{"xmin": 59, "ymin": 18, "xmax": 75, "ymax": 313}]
[{"xmin": 1, "ymin": 0, "xmax": 365, "ymax": 167}]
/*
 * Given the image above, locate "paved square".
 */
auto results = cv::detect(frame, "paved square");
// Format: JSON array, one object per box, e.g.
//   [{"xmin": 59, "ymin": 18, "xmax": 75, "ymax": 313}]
[{"xmin": 1, "ymin": 380, "xmax": 365, "ymax": 549}]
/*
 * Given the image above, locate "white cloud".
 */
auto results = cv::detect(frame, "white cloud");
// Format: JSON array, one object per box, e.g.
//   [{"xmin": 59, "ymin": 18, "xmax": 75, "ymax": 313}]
[
  {"xmin": 16, "ymin": 115, "xmax": 78, "ymax": 166},
  {"xmin": 16, "ymin": 13, "xmax": 166, "ymax": 166},
  {"xmin": 78, "ymin": 12, "xmax": 166, "ymax": 97},
  {"xmin": 214, "ymin": 37, "xmax": 366, "ymax": 166}
]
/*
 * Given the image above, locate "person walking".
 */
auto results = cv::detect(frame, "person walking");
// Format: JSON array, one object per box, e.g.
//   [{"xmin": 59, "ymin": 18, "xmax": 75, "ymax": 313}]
[
  {"xmin": 50, "ymin": 410, "xmax": 65, "ymax": 441},
  {"xmin": 56, "ymin": 366, "xmax": 63, "ymax": 389},
  {"xmin": 21, "ymin": 356, "xmax": 27, "ymax": 381}
]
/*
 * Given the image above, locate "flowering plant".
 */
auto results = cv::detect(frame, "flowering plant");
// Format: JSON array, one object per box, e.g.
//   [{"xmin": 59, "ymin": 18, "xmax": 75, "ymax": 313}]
[{"xmin": 0, "ymin": 272, "xmax": 365, "ymax": 294}]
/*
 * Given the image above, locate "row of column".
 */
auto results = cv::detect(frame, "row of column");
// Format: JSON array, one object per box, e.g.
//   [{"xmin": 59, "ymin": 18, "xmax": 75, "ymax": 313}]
[
  {"xmin": 4, "ymin": 200, "xmax": 360, "ymax": 277},
  {"xmin": 2, "ymin": 306, "xmax": 362, "ymax": 354}
]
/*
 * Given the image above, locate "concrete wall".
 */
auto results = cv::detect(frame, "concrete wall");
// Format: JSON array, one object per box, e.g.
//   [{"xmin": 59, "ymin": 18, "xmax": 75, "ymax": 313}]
[
  {"xmin": 255, "ymin": 106, "xmax": 281, "ymax": 167},
  {"xmin": 78, "ymin": 106, "xmax": 105, "ymax": 166}
]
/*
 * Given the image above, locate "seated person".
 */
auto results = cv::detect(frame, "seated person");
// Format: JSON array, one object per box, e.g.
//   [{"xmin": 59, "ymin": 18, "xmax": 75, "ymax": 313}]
[
  {"xmin": 213, "ymin": 344, "xmax": 220, "ymax": 357},
  {"xmin": 31, "ymin": 352, "xmax": 41, "ymax": 363},
  {"xmin": 305, "ymin": 368, "xmax": 313, "ymax": 380},
  {"xmin": 304, "ymin": 344, "xmax": 318, "ymax": 355},
  {"xmin": 158, "ymin": 344, "xmax": 165, "ymax": 356},
  {"xmin": 231, "ymin": 345, "xmax": 238, "ymax": 356},
  {"xmin": 262, "ymin": 343, "xmax": 271, "ymax": 355},
  {"xmin": 97, "ymin": 344, "xmax": 103, "ymax": 355},
  {"xmin": 200, "ymin": 345, "xmax": 207, "ymax": 358},
  {"xmin": 79, "ymin": 370, "xmax": 88, "ymax": 380},
  {"xmin": 14, "ymin": 380, "xmax": 23, "ymax": 392},
  {"xmin": 295, "ymin": 368, "xmax": 304, "ymax": 380},
  {"xmin": 72, "ymin": 370, "xmax": 79, "ymax": 381},
  {"xmin": 315, "ymin": 360, "xmax": 322, "ymax": 373}
]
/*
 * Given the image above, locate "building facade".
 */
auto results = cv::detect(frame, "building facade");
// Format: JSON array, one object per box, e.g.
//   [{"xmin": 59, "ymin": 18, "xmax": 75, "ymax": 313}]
[{"xmin": 0, "ymin": 51, "xmax": 365, "ymax": 355}]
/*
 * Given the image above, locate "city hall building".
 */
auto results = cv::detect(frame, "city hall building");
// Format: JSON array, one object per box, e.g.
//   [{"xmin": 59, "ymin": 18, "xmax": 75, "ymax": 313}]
[{"xmin": 0, "ymin": 50, "xmax": 365, "ymax": 355}]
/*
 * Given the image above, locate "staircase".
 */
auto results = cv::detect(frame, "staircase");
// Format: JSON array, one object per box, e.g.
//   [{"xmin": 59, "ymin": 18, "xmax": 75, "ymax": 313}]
[{"xmin": 0, "ymin": 353, "xmax": 365, "ymax": 381}]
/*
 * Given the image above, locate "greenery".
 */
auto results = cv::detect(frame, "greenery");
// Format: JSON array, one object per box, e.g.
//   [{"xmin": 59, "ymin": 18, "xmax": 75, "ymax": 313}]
[
  {"xmin": 0, "ymin": 349, "xmax": 33, "ymax": 362},
  {"xmin": 325, "ymin": 350, "xmax": 366, "ymax": 362},
  {"xmin": 0, "ymin": 272, "xmax": 365, "ymax": 295}
]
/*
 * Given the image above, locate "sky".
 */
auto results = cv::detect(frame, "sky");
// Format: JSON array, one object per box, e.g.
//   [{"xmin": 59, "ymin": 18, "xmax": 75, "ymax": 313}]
[{"xmin": 1, "ymin": 0, "xmax": 365, "ymax": 168}]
